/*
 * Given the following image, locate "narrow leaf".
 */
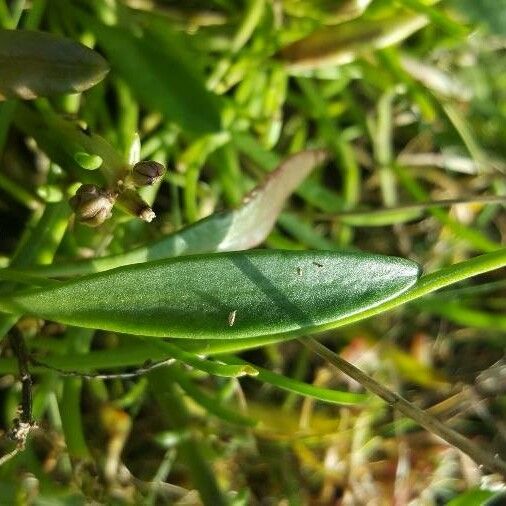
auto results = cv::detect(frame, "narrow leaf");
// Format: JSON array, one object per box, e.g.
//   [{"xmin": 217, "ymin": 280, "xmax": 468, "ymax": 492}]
[
  {"xmin": 0, "ymin": 250, "xmax": 421, "ymax": 340},
  {"xmin": 221, "ymin": 355, "xmax": 367, "ymax": 405},
  {"xmin": 0, "ymin": 29, "xmax": 109, "ymax": 101}
]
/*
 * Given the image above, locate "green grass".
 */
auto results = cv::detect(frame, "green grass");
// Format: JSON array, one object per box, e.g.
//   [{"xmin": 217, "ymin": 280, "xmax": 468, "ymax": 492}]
[{"xmin": 0, "ymin": 0, "xmax": 505, "ymax": 503}]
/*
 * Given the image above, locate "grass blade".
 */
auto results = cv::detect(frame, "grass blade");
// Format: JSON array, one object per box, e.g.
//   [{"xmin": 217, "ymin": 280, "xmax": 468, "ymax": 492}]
[{"xmin": 220, "ymin": 355, "xmax": 367, "ymax": 405}]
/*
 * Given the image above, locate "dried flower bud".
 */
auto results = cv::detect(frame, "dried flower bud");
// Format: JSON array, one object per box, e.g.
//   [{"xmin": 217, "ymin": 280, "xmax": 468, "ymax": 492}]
[
  {"xmin": 116, "ymin": 188, "xmax": 156, "ymax": 223},
  {"xmin": 69, "ymin": 184, "xmax": 115, "ymax": 227},
  {"xmin": 131, "ymin": 160, "xmax": 166, "ymax": 187}
]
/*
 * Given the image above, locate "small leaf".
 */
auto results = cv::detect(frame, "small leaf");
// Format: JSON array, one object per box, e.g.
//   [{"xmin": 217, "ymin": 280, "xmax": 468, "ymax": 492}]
[
  {"xmin": 0, "ymin": 250, "xmax": 421, "ymax": 340},
  {"xmin": 74, "ymin": 152, "xmax": 103, "ymax": 170},
  {"xmin": 0, "ymin": 29, "xmax": 109, "ymax": 101}
]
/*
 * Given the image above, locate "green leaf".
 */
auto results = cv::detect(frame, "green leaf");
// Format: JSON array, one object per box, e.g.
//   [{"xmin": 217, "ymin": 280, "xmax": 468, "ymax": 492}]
[
  {"xmin": 446, "ymin": 489, "xmax": 500, "ymax": 506},
  {"xmin": 0, "ymin": 29, "xmax": 109, "ymax": 101},
  {"xmin": 0, "ymin": 250, "xmax": 420, "ymax": 339},
  {"xmin": 220, "ymin": 355, "xmax": 367, "ymax": 405},
  {"xmin": 77, "ymin": 11, "xmax": 222, "ymax": 135},
  {"xmin": 158, "ymin": 249, "xmax": 506, "ymax": 354}
]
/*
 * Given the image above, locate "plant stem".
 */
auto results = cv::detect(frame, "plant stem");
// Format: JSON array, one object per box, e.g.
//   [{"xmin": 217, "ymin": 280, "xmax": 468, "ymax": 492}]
[
  {"xmin": 8, "ymin": 327, "xmax": 32, "ymax": 425},
  {"xmin": 302, "ymin": 337, "xmax": 506, "ymax": 477}
]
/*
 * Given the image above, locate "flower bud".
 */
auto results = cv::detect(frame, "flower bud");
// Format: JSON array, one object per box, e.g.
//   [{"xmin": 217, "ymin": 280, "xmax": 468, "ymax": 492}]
[
  {"xmin": 131, "ymin": 160, "xmax": 166, "ymax": 187},
  {"xmin": 69, "ymin": 184, "xmax": 115, "ymax": 227}
]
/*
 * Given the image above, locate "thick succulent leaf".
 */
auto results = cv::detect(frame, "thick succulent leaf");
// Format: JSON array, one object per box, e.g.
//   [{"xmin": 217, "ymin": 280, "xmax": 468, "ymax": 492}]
[
  {"xmin": 0, "ymin": 250, "xmax": 421, "ymax": 339},
  {"xmin": 27, "ymin": 149, "xmax": 329, "ymax": 277},
  {"xmin": 0, "ymin": 29, "xmax": 108, "ymax": 101},
  {"xmin": 278, "ymin": 12, "xmax": 428, "ymax": 71}
]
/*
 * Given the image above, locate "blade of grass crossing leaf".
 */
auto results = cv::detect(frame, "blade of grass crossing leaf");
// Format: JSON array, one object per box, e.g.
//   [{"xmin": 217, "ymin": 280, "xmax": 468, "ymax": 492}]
[
  {"xmin": 336, "ymin": 207, "xmax": 424, "ymax": 226},
  {"xmin": 394, "ymin": 164, "xmax": 501, "ymax": 252}
]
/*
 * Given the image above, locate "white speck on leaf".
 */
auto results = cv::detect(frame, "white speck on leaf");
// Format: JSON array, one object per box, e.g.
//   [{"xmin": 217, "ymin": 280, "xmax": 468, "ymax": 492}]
[{"xmin": 228, "ymin": 310, "xmax": 237, "ymax": 326}]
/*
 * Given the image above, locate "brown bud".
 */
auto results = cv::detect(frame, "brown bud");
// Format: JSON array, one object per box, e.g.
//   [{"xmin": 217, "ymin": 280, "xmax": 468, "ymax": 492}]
[
  {"xmin": 69, "ymin": 184, "xmax": 116, "ymax": 227},
  {"xmin": 131, "ymin": 160, "xmax": 166, "ymax": 187}
]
